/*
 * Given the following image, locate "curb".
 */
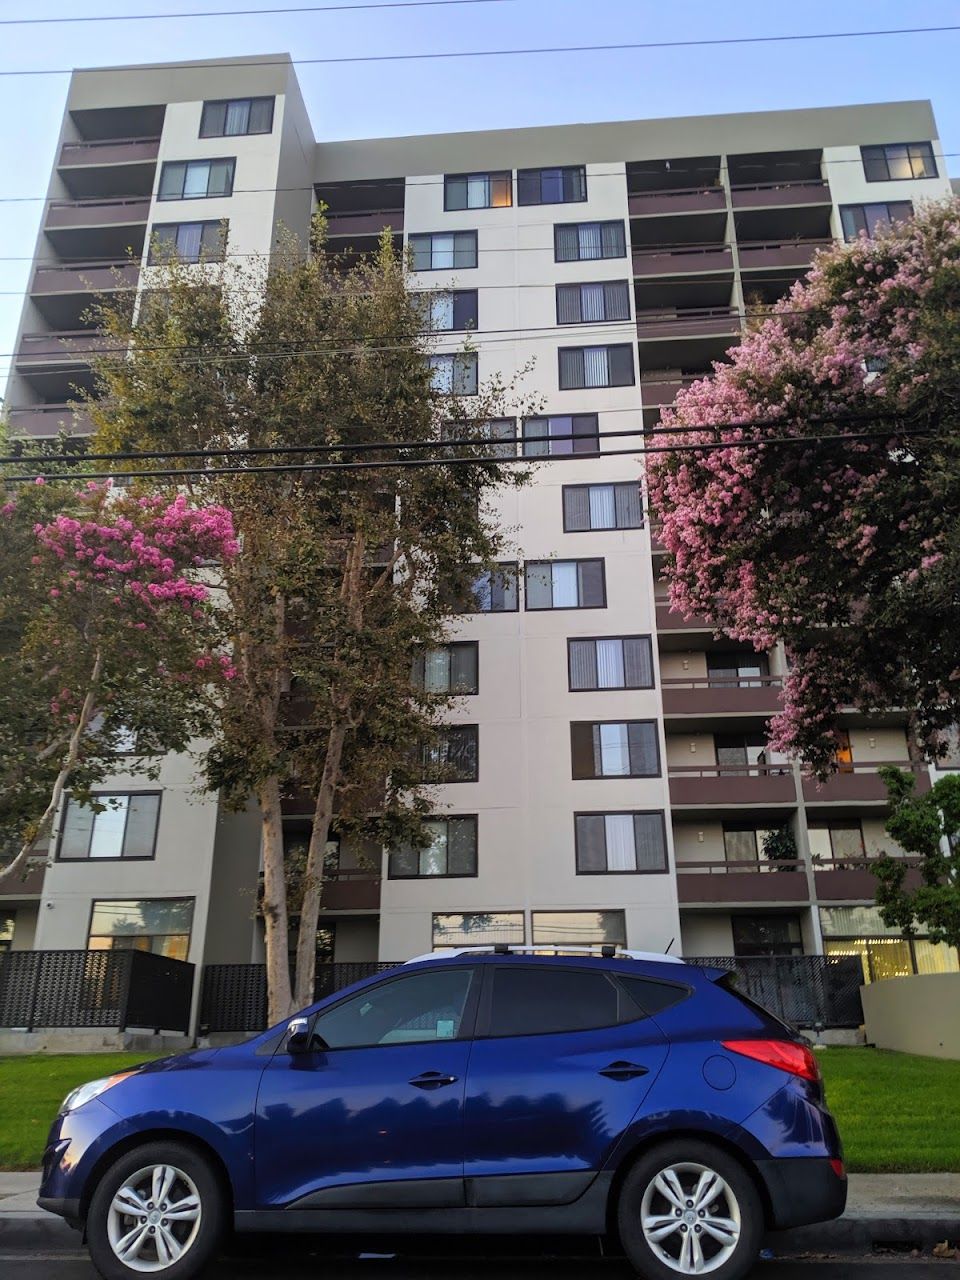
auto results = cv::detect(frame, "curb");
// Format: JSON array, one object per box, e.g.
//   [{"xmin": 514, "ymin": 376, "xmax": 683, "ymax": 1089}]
[{"xmin": 769, "ymin": 1215, "xmax": 960, "ymax": 1254}]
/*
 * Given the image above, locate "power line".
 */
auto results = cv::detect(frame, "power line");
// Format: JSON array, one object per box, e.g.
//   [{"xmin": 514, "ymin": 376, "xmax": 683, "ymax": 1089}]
[
  {"xmin": 1, "ymin": 24, "xmax": 958, "ymax": 77},
  {"xmin": 0, "ymin": 0, "xmax": 516, "ymax": 27}
]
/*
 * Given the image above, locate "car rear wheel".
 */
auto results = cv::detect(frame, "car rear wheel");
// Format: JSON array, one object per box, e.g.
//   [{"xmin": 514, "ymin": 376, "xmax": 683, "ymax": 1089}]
[
  {"xmin": 86, "ymin": 1141, "xmax": 226, "ymax": 1280},
  {"xmin": 617, "ymin": 1140, "xmax": 763, "ymax": 1279}
]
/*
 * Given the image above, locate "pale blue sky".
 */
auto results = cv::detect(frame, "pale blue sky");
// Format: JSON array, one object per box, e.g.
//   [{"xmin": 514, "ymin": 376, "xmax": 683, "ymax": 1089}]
[{"xmin": 2, "ymin": 0, "xmax": 960, "ymax": 390}]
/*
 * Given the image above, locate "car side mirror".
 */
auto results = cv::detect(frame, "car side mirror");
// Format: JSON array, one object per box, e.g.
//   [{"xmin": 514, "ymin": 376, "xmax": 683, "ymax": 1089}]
[{"xmin": 286, "ymin": 1017, "xmax": 328, "ymax": 1055}]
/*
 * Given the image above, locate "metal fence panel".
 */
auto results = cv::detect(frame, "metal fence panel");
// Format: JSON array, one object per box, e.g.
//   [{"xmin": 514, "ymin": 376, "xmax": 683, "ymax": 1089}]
[
  {"xmin": 688, "ymin": 955, "xmax": 865, "ymax": 1028},
  {"xmin": 199, "ymin": 961, "xmax": 398, "ymax": 1033},
  {"xmin": 125, "ymin": 952, "xmax": 195, "ymax": 1033}
]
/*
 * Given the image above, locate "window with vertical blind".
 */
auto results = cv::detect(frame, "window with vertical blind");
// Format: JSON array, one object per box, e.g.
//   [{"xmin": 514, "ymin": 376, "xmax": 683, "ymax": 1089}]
[
  {"xmin": 574, "ymin": 813, "xmax": 668, "ymax": 873},
  {"xmin": 525, "ymin": 559, "xmax": 605, "ymax": 609},
  {"xmin": 443, "ymin": 418, "xmax": 516, "ymax": 458},
  {"xmin": 518, "ymin": 165, "xmax": 587, "ymax": 205},
  {"xmin": 57, "ymin": 793, "xmax": 161, "ymax": 861},
  {"xmin": 419, "ymin": 725, "xmax": 479, "ymax": 783},
  {"xmin": 562, "ymin": 483, "xmax": 643, "ymax": 531},
  {"xmin": 444, "ymin": 172, "xmax": 512, "ymax": 210},
  {"xmin": 200, "ymin": 97, "xmax": 274, "ymax": 137},
  {"xmin": 840, "ymin": 201, "xmax": 913, "ymax": 241},
  {"xmin": 389, "ymin": 815, "xmax": 478, "ymax": 878},
  {"xmin": 428, "ymin": 352, "xmax": 478, "ymax": 394},
  {"xmin": 571, "ymin": 721, "xmax": 660, "ymax": 778},
  {"xmin": 861, "ymin": 142, "xmax": 937, "ymax": 182},
  {"xmin": 568, "ymin": 636, "xmax": 654, "ymax": 691},
  {"xmin": 522, "ymin": 414, "xmax": 599, "ymax": 457},
  {"xmin": 410, "ymin": 231, "xmax": 478, "ymax": 270},
  {"xmin": 415, "ymin": 289, "xmax": 478, "ymax": 332},
  {"xmin": 158, "ymin": 158, "xmax": 235, "ymax": 200},
  {"xmin": 559, "ymin": 345, "xmax": 635, "ymax": 390},
  {"xmin": 555, "ymin": 221, "xmax": 626, "ymax": 262},
  {"xmin": 412, "ymin": 642, "xmax": 478, "ymax": 694},
  {"xmin": 148, "ymin": 221, "xmax": 226, "ymax": 264},
  {"xmin": 468, "ymin": 563, "xmax": 518, "ymax": 612},
  {"xmin": 556, "ymin": 281, "xmax": 631, "ymax": 325}
]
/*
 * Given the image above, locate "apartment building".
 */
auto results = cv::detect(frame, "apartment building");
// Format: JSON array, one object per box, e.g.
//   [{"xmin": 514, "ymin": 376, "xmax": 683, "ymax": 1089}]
[{"xmin": 3, "ymin": 54, "xmax": 958, "ymax": 988}]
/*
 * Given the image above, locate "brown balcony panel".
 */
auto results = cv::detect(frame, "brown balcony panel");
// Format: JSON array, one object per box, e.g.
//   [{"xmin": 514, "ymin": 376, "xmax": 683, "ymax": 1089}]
[
  {"xmin": 45, "ymin": 198, "xmax": 151, "ymax": 230},
  {"xmin": 801, "ymin": 764, "xmax": 931, "ymax": 805},
  {"xmin": 629, "ymin": 188, "xmax": 726, "ymax": 217},
  {"xmin": 661, "ymin": 678, "xmax": 783, "ymax": 716},
  {"xmin": 0, "ymin": 862, "xmax": 46, "ymax": 897},
  {"xmin": 321, "ymin": 873, "xmax": 382, "ymax": 911},
  {"xmin": 633, "ymin": 245, "xmax": 733, "ymax": 276},
  {"xmin": 636, "ymin": 308, "xmax": 741, "ymax": 340},
  {"xmin": 326, "ymin": 210, "xmax": 404, "ymax": 236},
  {"xmin": 730, "ymin": 181, "xmax": 831, "ymax": 209},
  {"xmin": 814, "ymin": 858, "xmax": 924, "ymax": 902},
  {"xmin": 678, "ymin": 861, "xmax": 808, "ymax": 903},
  {"xmin": 59, "ymin": 137, "xmax": 161, "ymax": 168},
  {"xmin": 738, "ymin": 240, "xmax": 832, "ymax": 270},
  {"xmin": 6, "ymin": 405, "xmax": 91, "ymax": 438},
  {"xmin": 17, "ymin": 330, "xmax": 119, "ymax": 366},
  {"xmin": 655, "ymin": 603, "xmax": 713, "ymax": 632},
  {"xmin": 669, "ymin": 767, "xmax": 796, "ymax": 806},
  {"xmin": 32, "ymin": 262, "xmax": 140, "ymax": 296}
]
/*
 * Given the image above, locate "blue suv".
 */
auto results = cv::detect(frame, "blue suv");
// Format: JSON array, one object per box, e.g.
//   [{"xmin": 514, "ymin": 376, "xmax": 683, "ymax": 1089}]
[{"xmin": 39, "ymin": 948, "xmax": 846, "ymax": 1280}]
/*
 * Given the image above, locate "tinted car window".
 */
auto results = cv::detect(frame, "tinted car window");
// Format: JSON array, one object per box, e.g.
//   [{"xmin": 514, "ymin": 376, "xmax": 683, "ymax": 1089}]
[
  {"xmin": 487, "ymin": 966, "xmax": 621, "ymax": 1036},
  {"xmin": 313, "ymin": 968, "xmax": 474, "ymax": 1049},
  {"xmin": 618, "ymin": 976, "xmax": 691, "ymax": 1017}
]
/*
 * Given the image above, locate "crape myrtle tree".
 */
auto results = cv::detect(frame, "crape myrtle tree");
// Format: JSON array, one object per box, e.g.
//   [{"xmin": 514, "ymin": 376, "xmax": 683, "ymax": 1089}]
[
  {"xmin": 647, "ymin": 198, "xmax": 960, "ymax": 776},
  {"xmin": 0, "ymin": 472, "xmax": 236, "ymax": 888},
  {"xmin": 88, "ymin": 218, "xmax": 533, "ymax": 1022}
]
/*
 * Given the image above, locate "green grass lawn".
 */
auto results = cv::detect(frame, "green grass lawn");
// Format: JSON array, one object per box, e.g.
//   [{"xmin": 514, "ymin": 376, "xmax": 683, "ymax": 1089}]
[{"xmin": 1, "ymin": 1047, "xmax": 959, "ymax": 1173}]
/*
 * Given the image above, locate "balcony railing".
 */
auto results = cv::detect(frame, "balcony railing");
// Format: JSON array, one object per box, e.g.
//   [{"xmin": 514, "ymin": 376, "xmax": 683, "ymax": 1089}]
[
  {"xmin": 59, "ymin": 137, "xmax": 161, "ymax": 168},
  {"xmin": 628, "ymin": 186, "xmax": 726, "ymax": 217},
  {"xmin": 17, "ymin": 330, "xmax": 120, "ymax": 365},
  {"xmin": 31, "ymin": 260, "xmax": 140, "ymax": 296},
  {"xmin": 640, "ymin": 375, "xmax": 700, "ymax": 407},
  {"xmin": 6, "ymin": 404, "xmax": 91, "ymax": 437},
  {"xmin": 320, "ymin": 869, "xmax": 381, "ymax": 912},
  {"xmin": 801, "ymin": 761, "xmax": 930, "ymax": 804},
  {"xmin": 636, "ymin": 307, "xmax": 742, "ymax": 340},
  {"xmin": 738, "ymin": 238, "xmax": 834, "ymax": 270},
  {"xmin": 669, "ymin": 762, "xmax": 796, "ymax": 806},
  {"xmin": 45, "ymin": 197, "xmax": 152, "ymax": 230},
  {"xmin": 677, "ymin": 858, "xmax": 808, "ymax": 904},
  {"xmin": 325, "ymin": 209, "xmax": 404, "ymax": 237},
  {"xmin": 730, "ymin": 179, "xmax": 831, "ymax": 209},
  {"xmin": 813, "ymin": 854, "xmax": 924, "ymax": 902},
  {"xmin": 655, "ymin": 601, "xmax": 714, "ymax": 631},
  {"xmin": 661, "ymin": 674, "xmax": 783, "ymax": 716},
  {"xmin": 632, "ymin": 243, "xmax": 734, "ymax": 276}
]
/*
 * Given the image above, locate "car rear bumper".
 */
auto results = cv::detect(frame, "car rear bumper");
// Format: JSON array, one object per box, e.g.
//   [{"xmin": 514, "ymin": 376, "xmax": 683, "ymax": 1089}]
[{"xmin": 756, "ymin": 1157, "xmax": 847, "ymax": 1230}]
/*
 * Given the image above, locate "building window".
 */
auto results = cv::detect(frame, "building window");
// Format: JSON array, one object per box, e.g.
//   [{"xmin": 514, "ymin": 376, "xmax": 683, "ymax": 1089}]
[
  {"xmin": 517, "ymin": 165, "xmax": 587, "ymax": 205},
  {"xmin": 732, "ymin": 915, "xmax": 803, "ymax": 958},
  {"xmin": 412, "ymin": 642, "xmax": 478, "ymax": 694},
  {"xmin": 706, "ymin": 651, "xmax": 769, "ymax": 686},
  {"xmin": 410, "ymin": 231, "xmax": 478, "ymax": 270},
  {"xmin": 568, "ymin": 636, "xmax": 654, "ymax": 691},
  {"xmin": 148, "ymin": 220, "xmax": 227, "ymax": 264},
  {"xmin": 861, "ymin": 142, "xmax": 937, "ymax": 182},
  {"xmin": 531, "ymin": 909, "xmax": 626, "ymax": 945},
  {"xmin": 200, "ymin": 96, "xmax": 274, "ymax": 138},
  {"xmin": 444, "ymin": 172, "xmax": 512, "ymax": 210},
  {"xmin": 808, "ymin": 821, "xmax": 866, "ymax": 866},
  {"xmin": 57, "ymin": 793, "xmax": 160, "ymax": 861},
  {"xmin": 714, "ymin": 732, "xmax": 767, "ymax": 772},
  {"xmin": 419, "ymin": 725, "xmax": 479, "ymax": 783},
  {"xmin": 559, "ymin": 344, "xmax": 635, "ymax": 390},
  {"xmin": 522, "ymin": 413, "xmax": 599, "ymax": 457},
  {"xmin": 571, "ymin": 721, "xmax": 660, "ymax": 779},
  {"xmin": 416, "ymin": 289, "xmax": 478, "ymax": 332},
  {"xmin": 88, "ymin": 898, "xmax": 194, "ymax": 962},
  {"xmin": 525, "ymin": 558, "xmax": 605, "ymax": 610},
  {"xmin": 158, "ymin": 158, "xmax": 235, "ymax": 201},
  {"xmin": 429, "ymin": 352, "xmax": 478, "ymax": 395},
  {"xmin": 468, "ymin": 563, "xmax": 518, "ymax": 612},
  {"xmin": 433, "ymin": 910, "xmax": 524, "ymax": 947},
  {"xmin": 556, "ymin": 281, "xmax": 631, "ymax": 325},
  {"xmin": 443, "ymin": 418, "xmax": 516, "ymax": 458},
  {"xmin": 0, "ymin": 912, "xmax": 14, "ymax": 954},
  {"xmin": 723, "ymin": 825, "xmax": 775, "ymax": 863},
  {"xmin": 840, "ymin": 201, "xmax": 914, "ymax": 241},
  {"xmin": 389, "ymin": 816, "xmax": 478, "ymax": 878},
  {"xmin": 821, "ymin": 906, "xmax": 960, "ymax": 983},
  {"xmin": 555, "ymin": 221, "xmax": 626, "ymax": 262},
  {"xmin": 575, "ymin": 812, "xmax": 667, "ymax": 873},
  {"xmin": 563, "ymin": 483, "xmax": 643, "ymax": 531}
]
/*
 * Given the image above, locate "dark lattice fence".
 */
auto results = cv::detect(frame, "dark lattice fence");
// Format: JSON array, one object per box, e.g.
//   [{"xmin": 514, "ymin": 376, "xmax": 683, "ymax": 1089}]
[
  {"xmin": 0, "ymin": 950, "xmax": 194, "ymax": 1032},
  {"xmin": 199, "ymin": 961, "xmax": 398, "ymax": 1033},
  {"xmin": 688, "ymin": 955, "xmax": 865, "ymax": 1028}
]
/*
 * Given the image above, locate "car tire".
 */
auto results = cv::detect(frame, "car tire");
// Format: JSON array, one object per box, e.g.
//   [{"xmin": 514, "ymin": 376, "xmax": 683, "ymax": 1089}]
[
  {"xmin": 617, "ymin": 1139, "xmax": 764, "ymax": 1280},
  {"xmin": 86, "ymin": 1140, "xmax": 226, "ymax": 1280}
]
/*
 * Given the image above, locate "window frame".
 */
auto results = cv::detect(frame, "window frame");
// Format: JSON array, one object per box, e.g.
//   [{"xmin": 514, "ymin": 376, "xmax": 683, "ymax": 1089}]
[
  {"xmin": 428, "ymin": 350, "xmax": 479, "ymax": 396},
  {"xmin": 432, "ymin": 910, "xmax": 525, "ymax": 948},
  {"xmin": 56, "ymin": 791, "xmax": 162, "ymax": 863},
  {"xmin": 554, "ymin": 220, "xmax": 626, "ymax": 262},
  {"xmin": 412, "ymin": 641, "xmax": 479, "ymax": 695},
  {"xmin": 530, "ymin": 907, "xmax": 628, "ymax": 946},
  {"xmin": 86, "ymin": 895, "xmax": 194, "ymax": 960},
  {"xmin": 555, "ymin": 280, "xmax": 632, "ymax": 326},
  {"xmin": 524, "ymin": 558, "xmax": 607, "ymax": 611},
  {"xmin": 517, "ymin": 165, "xmax": 587, "ymax": 206},
  {"xmin": 839, "ymin": 200, "xmax": 914, "ymax": 242},
  {"xmin": 443, "ymin": 171, "xmax": 513, "ymax": 211},
  {"xmin": 570, "ymin": 721, "xmax": 662, "ymax": 780},
  {"xmin": 388, "ymin": 814, "xmax": 479, "ymax": 879},
  {"xmin": 147, "ymin": 220, "xmax": 227, "ymax": 265},
  {"xmin": 415, "ymin": 288, "xmax": 479, "ymax": 333},
  {"xmin": 522, "ymin": 413, "xmax": 600, "ymax": 458},
  {"xmin": 573, "ymin": 811, "xmax": 669, "ymax": 876},
  {"xmin": 419, "ymin": 724, "xmax": 479, "ymax": 784},
  {"xmin": 861, "ymin": 142, "xmax": 938, "ymax": 183},
  {"xmin": 466, "ymin": 561, "xmax": 519, "ymax": 613},
  {"xmin": 157, "ymin": 158, "xmax": 236, "ymax": 201},
  {"xmin": 731, "ymin": 913, "xmax": 804, "ymax": 959},
  {"xmin": 562, "ymin": 482, "xmax": 644, "ymax": 531},
  {"xmin": 409, "ymin": 230, "xmax": 478, "ymax": 271},
  {"xmin": 567, "ymin": 635, "xmax": 655, "ymax": 692},
  {"xmin": 199, "ymin": 96, "xmax": 275, "ymax": 139},
  {"xmin": 558, "ymin": 343, "xmax": 635, "ymax": 391}
]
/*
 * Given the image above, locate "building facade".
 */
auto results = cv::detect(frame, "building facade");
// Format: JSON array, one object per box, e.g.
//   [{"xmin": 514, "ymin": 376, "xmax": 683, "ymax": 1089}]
[{"xmin": 3, "ymin": 55, "xmax": 958, "ymax": 987}]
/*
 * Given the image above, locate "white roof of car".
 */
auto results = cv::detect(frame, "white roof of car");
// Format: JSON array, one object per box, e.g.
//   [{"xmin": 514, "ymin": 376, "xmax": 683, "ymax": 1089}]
[{"xmin": 404, "ymin": 945, "xmax": 685, "ymax": 966}]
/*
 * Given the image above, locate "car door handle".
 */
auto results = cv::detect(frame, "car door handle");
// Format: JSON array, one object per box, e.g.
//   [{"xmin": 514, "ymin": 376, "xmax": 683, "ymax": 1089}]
[
  {"xmin": 598, "ymin": 1060, "xmax": 650, "ymax": 1081},
  {"xmin": 408, "ymin": 1071, "xmax": 459, "ymax": 1090}
]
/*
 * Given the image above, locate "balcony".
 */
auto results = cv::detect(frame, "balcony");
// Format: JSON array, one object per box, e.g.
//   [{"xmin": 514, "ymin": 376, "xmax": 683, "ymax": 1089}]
[
  {"xmin": 640, "ymin": 375, "xmax": 700, "ymax": 408},
  {"xmin": 16, "ymin": 330, "xmax": 118, "ymax": 368},
  {"xmin": 669, "ymin": 763, "xmax": 796, "ymax": 807},
  {"xmin": 814, "ymin": 856, "xmax": 924, "ymax": 902},
  {"xmin": 320, "ymin": 869, "xmax": 381, "ymax": 912},
  {"xmin": 0, "ymin": 859, "xmax": 45, "ymax": 899},
  {"xmin": 636, "ymin": 307, "xmax": 741, "ymax": 341},
  {"xmin": 677, "ymin": 859, "xmax": 808, "ymax": 905},
  {"xmin": 6, "ymin": 404, "xmax": 91, "ymax": 438},
  {"xmin": 738, "ymin": 239, "xmax": 833, "ymax": 271},
  {"xmin": 30, "ymin": 261, "xmax": 140, "ymax": 329},
  {"xmin": 730, "ymin": 180, "xmax": 831, "ymax": 210},
  {"xmin": 58, "ymin": 137, "xmax": 160, "ymax": 199},
  {"xmin": 633, "ymin": 243, "xmax": 734, "ymax": 277},
  {"xmin": 44, "ymin": 198, "xmax": 149, "ymax": 261},
  {"xmin": 661, "ymin": 675, "xmax": 783, "ymax": 717},
  {"xmin": 656, "ymin": 601, "xmax": 714, "ymax": 632},
  {"xmin": 325, "ymin": 209, "xmax": 404, "ymax": 237},
  {"xmin": 802, "ymin": 762, "xmax": 931, "ymax": 806},
  {"xmin": 60, "ymin": 136, "xmax": 161, "ymax": 169},
  {"xmin": 629, "ymin": 187, "xmax": 726, "ymax": 217}
]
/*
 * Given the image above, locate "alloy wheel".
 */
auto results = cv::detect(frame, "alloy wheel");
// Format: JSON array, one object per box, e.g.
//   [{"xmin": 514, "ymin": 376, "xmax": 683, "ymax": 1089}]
[
  {"xmin": 106, "ymin": 1163, "xmax": 203, "ymax": 1273},
  {"xmin": 639, "ymin": 1160, "xmax": 742, "ymax": 1275}
]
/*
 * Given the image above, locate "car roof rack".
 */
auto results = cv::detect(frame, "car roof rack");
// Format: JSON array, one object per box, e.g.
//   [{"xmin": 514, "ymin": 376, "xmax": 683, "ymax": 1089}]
[{"xmin": 403, "ymin": 944, "xmax": 685, "ymax": 965}]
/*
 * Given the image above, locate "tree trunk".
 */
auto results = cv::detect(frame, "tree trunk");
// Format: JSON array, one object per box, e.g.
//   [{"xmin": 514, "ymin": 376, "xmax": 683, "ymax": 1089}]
[
  {"xmin": 293, "ymin": 720, "xmax": 347, "ymax": 1009},
  {"xmin": 259, "ymin": 774, "xmax": 295, "ymax": 1024}
]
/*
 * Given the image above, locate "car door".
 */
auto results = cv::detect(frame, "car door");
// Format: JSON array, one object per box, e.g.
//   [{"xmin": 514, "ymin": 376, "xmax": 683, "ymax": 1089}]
[
  {"xmin": 255, "ymin": 964, "xmax": 479, "ymax": 1209},
  {"xmin": 462, "ymin": 963, "xmax": 669, "ymax": 1206}
]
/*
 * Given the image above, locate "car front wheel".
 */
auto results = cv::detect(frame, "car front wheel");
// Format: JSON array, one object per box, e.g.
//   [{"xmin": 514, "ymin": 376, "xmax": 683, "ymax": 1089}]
[
  {"xmin": 86, "ymin": 1141, "xmax": 226, "ymax": 1280},
  {"xmin": 617, "ymin": 1139, "xmax": 763, "ymax": 1279}
]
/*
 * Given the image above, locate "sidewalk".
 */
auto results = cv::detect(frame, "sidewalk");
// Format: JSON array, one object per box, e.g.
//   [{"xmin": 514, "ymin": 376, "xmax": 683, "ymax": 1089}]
[{"xmin": 1, "ymin": 1172, "xmax": 958, "ymax": 1252}]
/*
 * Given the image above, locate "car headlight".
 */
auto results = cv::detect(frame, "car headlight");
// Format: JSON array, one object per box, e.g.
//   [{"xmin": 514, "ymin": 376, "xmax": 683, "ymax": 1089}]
[{"xmin": 60, "ymin": 1072, "xmax": 134, "ymax": 1114}]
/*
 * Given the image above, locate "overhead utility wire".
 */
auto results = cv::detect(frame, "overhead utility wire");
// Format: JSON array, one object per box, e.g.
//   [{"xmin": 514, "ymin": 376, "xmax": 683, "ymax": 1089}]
[
  {"xmin": 0, "ymin": 0, "xmax": 515, "ymax": 26},
  {"xmin": 0, "ymin": 24, "xmax": 958, "ymax": 76}
]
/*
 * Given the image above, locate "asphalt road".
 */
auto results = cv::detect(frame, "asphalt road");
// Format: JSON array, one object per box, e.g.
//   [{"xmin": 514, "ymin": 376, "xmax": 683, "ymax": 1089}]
[{"xmin": 0, "ymin": 1248, "xmax": 955, "ymax": 1278}]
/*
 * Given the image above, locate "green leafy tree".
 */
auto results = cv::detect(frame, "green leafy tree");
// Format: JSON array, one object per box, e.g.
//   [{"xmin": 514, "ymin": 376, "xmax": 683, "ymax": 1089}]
[
  {"xmin": 88, "ymin": 219, "xmax": 533, "ymax": 1022},
  {"xmin": 872, "ymin": 765, "xmax": 960, "ymax": 951},
  {"xmin": 761, "ymin": 824, "xmax": 797, "ymax": 869}
]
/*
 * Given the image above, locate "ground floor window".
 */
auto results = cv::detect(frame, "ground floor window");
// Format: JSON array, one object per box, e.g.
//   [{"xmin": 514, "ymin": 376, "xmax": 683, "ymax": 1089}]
[
  {"xmin": 531, "ymin": 909, "xmax": 626, "ymax": 948},
  {"xmin": 819, "ymin": 906, "xmax": 960, "ymax": 982},
  {"xmin": 433, "ymin": 911, "xmax": 525, "ymax": 948},
  {"xmin": 732, "ymin": 914, "xmax": 803, "ymax": 957},
  {"xmin": 0, "ymin": 911, "xmax": 13, "ymax": 953},
  {"xmin": 87, "ymin": 898, "xmax": 194, "ymax": 962}
]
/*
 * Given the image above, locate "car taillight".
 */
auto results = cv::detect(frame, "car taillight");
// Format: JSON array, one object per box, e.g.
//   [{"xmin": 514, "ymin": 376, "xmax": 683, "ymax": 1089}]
[
  {"xmin": 829, "ymin": 1158, "xmax": 846, "ymax": 1180},
  {"xmin": 721, "ymin": 1038, "xmax": 821, "ymax": 1083}
]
